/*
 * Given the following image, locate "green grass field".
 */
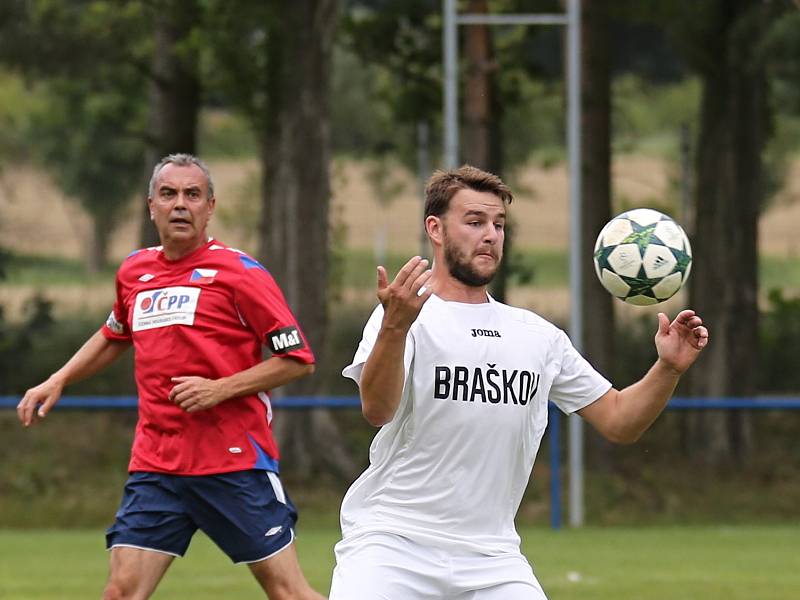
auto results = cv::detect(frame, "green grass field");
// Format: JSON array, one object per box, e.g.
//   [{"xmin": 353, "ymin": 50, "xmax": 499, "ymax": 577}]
[{"xmin": 1, "ymin": 523, "xmax": 797, "ymax": 599}]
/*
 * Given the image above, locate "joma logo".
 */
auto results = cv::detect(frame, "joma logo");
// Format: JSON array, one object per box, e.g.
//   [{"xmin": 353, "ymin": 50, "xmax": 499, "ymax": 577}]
[{"xmin": 471, "ymin": 328, "xmax": 501, "ymax": 338}]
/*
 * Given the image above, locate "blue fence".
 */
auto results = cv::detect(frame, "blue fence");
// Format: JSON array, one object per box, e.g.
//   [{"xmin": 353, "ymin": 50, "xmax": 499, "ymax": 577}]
[{"xmin": 2, "ymin": 395, "xmax": 799, "ymax": 529}]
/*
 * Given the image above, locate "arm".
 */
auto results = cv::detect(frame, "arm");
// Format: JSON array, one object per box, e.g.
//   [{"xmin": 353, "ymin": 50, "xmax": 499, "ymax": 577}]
[
  {"xmin": 360, "ymin": 256, "xmax": 433, "ymax": 427},
  {"xmin": 17, "ymin": 329, "xmax": 132, "ymax": 426},
  {"xmin": 578, "ymin": 310, "xmax": 709, "ymax": 444},
  {"xmin": 168, "ymin": 356, "xmax": 314, "ymax": 413}
]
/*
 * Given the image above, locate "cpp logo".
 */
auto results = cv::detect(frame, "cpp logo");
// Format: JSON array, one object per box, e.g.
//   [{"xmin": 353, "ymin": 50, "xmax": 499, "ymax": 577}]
[
  {"xmin": 140, "ymin": 290, "xmax": 192, "ymax": 314},
  {"xmin": 132, "ymin": 286, "xmax": 201, "ymax": 332}
]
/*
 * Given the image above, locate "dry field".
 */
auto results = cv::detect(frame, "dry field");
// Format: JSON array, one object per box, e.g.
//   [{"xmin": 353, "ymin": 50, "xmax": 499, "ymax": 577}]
[{"xmin": 1, "ymin": 157, "xmax": 798, "ymax": 321}]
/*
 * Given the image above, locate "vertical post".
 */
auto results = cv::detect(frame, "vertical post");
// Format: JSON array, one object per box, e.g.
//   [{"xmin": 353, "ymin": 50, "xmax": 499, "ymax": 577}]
[
  {"xmin": 548, "ymin": 403, "xmax": 562, "ymax": 529},
  {"xmin": 443, "ymin": 0, "xmax": 459, "ymax": 169},
  {"xmin": 566, "ymin": 0, "xmax": 585, "ymax": 528},
  {"xmin": 441, "ymin": 0, "xmax": 585, "ymax": 527}
]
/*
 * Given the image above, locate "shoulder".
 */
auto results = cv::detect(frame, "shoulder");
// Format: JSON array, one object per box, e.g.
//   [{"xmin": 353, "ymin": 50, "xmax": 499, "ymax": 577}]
[
  {"xmin": 207, "ymin": 242, "xmax": 271, "ymax": 274},
  {"xmin": 116, "ymin": 246, "xmax": 161, "ymax": 278},
  {"xmin": 490, "ymin": 298, "xmax": 563, "ymax": 339}
]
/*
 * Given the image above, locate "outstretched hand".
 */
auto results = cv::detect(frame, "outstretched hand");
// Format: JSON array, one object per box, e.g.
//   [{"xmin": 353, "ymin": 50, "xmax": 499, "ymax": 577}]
[
  {"xmin": 654, "ymin": 309, "xmax": 709, "ymax": 374},
  {"xmin": 377, "ymin": 256, "xmax": 434, "ymax": 332}
]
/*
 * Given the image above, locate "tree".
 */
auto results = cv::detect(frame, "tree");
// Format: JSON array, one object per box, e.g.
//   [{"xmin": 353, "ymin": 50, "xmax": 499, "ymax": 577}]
[
  {"xmin": 671, "ymin": 0, "xmax": 791, "ymax": 464},
  {"xmin": 0, "ymin": 0, "xmax": 151, "ymax": 270},
  {"xmin": 31, "ymin": 79, "xmax": 145, "ymax": 272},
  {"xmin": 139, "ymin": 0, "xmax": 202, "ymax": 247},
  {"xmin": 580, "ymin": 0, "xmax": 614, "ymax": 377},
  {"xmin": 339, "ymin": 0, "xmax": 442, "ymax": 167},
  {"xmin": 461, "ymin": 0, "xmax": 518, "ymax": 302},
  {"xmin": 204, "ymin": 0, "xmax": 356, "ymax": 480},
  {"xmin": 264, "ymin": 0, "xmax": 353, "ymax": 479},
  {"xmin": 0, "ymin": 1, "xmax": 204, "ymax": 259},
  {"xmin": 463, "ymin": 0, "xmax": 499, "ymax": 172}
]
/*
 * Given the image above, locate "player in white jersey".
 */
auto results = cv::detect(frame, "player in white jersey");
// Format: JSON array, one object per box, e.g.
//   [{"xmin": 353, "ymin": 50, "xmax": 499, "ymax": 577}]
[{"xmin": 329, "ymin": 165, "xmax": 709, "ymax": 600}]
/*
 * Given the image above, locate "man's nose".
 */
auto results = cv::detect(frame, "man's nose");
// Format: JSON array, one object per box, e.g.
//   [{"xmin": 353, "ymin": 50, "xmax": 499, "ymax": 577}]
[{"xmin": 483, "ymin": 224, "xmax": 499, "ymax": 243}]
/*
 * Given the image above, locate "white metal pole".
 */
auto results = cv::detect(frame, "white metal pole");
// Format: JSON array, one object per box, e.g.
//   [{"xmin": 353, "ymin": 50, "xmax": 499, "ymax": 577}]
[
  {"xmin": 441, "ymin": 0, "xmax": 584, "ymax": 529},
  {"xmin": 444, "ymin": 0, "xmax": 458, "ymax": 169},
  {"xmin": 566, "ymin": 0, "xmax": 584, "ymax": 528}
]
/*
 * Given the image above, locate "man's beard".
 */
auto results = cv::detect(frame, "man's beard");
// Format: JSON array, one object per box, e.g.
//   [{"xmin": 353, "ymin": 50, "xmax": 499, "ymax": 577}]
[{"xmin": 443, "ymin": 234, "xmax": 498, "ymax": 287}]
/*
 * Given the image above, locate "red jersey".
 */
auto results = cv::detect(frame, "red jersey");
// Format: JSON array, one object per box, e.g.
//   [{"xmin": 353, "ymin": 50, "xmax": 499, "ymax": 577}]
[{"xmin": 101, "ymin": 239, "xmax": 314, "ymax": 475}]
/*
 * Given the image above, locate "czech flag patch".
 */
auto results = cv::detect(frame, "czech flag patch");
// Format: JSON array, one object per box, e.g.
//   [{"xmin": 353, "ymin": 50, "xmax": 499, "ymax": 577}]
[{"xmin": 190, "ymin": 268, "xmax": 218, "ymax": 284}]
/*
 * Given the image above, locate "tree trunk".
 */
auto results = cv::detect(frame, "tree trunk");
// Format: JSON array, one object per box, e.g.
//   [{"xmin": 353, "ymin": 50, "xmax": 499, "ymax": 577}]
[
  {"xmin": 258, "ymin": 0, "xmax": 357, "ymax": 482},
  {"xmin": 87, "ymin": 210, "xmax": 114, "ymax": 274},
  {"xmin": 580, "ymin": 0, "xmax": 614, "ymax": 378},
  {"xmin": 462, "ymin": 0, "xmax": 510, "ymax": 301},
  {"xmin": 686, "ymin": 0, "xmax": 768, "ymax": 465},
  {"xmin": 579, "ymin": 0, "xmax": 616, "ymax": 469},
  {"xmin": 139, "ymin": 0, "xmax": 201, "ymax": 248},
  {"xmin": 463, "ymin": 0, "xmax": 492, "ymax": 171}
]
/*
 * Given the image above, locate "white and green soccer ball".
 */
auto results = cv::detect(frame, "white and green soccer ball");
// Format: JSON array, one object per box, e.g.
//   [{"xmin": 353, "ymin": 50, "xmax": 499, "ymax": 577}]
[{"xmin": 593, "ymin": 208, "xmax": 692, "ymax": 306}]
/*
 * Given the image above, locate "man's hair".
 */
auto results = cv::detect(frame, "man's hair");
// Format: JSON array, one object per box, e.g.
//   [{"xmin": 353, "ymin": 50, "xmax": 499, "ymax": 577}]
[
  {"xmin": 148, "ymin": 153, "xmax": 215, "ymax": 199},
  {"xmin": 424, "ymin": 165, "xmax": 513, "ymax": 218}
]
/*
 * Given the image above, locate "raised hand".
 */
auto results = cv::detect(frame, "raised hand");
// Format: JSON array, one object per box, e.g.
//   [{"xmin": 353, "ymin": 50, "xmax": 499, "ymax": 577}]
[
  {"xmin": 654, "ymin": 309, "xmax": 709, "ymax": 374},
  {"xmin": 377, "ymin": 256, "xmax": 434, "ymax": 332}
]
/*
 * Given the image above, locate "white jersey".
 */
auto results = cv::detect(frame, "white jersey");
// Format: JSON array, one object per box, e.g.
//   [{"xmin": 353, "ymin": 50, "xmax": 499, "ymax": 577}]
[{"xmin": 340, "ymin": 294, "xmax": 611, "ymax": 556}]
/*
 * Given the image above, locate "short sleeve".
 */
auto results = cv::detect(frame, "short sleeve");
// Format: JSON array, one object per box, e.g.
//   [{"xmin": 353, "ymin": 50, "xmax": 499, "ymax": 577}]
[
  {"xmin": 342, "ymin": 304, "xmax": 415, "ymax": 387},
  {"xmin": 101, "ymin": 272, "xmax": 131, "ymax": 342},
  {"xmin": 548, "ymin": 329, "xmax": 612, "ymax": 415},
  {"xmin": 233, "ymin": 260, "xmax": 315, "ymax": 364}
]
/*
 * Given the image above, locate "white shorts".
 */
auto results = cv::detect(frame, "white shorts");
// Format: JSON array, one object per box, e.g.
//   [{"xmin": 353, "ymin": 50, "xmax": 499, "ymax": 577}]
[{"xmin": 329, "ymin": 532, "xmax": 547, "ymax": 600}]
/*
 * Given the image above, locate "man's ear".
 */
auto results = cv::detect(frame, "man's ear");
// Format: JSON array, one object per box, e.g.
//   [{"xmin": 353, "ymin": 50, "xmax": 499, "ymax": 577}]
[
  {"xmin": 147, "ymin": 197, "xmax": 154, "ymax": 220},
  {"xmin": 426, "ymin": 215, "xmax": 443, "ymax": 247}
]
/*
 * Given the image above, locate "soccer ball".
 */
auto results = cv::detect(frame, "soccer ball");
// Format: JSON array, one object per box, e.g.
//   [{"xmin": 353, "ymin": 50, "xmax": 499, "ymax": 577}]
[{"xmin": 593, "ymin": 208, "xmax": 692, "ymax": 306}]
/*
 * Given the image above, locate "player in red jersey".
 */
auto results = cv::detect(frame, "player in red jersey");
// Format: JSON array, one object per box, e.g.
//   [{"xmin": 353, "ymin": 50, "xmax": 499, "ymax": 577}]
[{"xmin": 17, "ymin": 154, "xmax": 326, "ymax": 600}]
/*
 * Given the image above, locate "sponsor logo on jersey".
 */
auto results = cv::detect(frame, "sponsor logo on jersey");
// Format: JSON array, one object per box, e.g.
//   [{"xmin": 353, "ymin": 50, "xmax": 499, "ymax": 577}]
[
  {"xmin": 267, "ymin": 326, "xmax": 305, "ymax": 354},
  {"xmin": 433, "ymin": 364, "xmax": 540, "ymax": 405},
  {"xmin": 132, "ymin": 286, "xmax": 201, "ymax": 332},
  {"xmin": 190, "ymin": 268, "xmax": 217, "ymax": 284},
  {"xmin": 471, "ymin": 328, "xmax": 501, "ymax": 338},
  {"xmin": 105, "ymin": 311, "xmax": 125, "ymax": 335},
  {"xmin": 138, "ymin": 273, "xmax": 155, "ymax": 282}
]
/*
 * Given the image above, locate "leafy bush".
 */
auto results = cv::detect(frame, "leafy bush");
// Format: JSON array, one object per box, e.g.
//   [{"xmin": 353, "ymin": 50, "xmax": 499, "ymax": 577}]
[{"xmin": 759, "ymin": 289, "xmax": 800, "ymax": 393}]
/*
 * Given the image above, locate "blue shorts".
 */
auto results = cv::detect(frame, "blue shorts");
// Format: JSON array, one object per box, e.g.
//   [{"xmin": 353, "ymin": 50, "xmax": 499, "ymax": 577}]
[{"xmin": 105, "ymin": 470, "xmax": 298, "ymax": 564}]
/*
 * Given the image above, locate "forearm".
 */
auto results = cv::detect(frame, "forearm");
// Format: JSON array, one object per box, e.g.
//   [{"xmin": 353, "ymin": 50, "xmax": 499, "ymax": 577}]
[
  {"xmin": 360, "ymin": 327, "xmax": 408, "ymax": 427},
  {"xmin": 580, "ymin": 310, "xmax": 708, "ymax": 444},
  {"xmin": 215, "ymin": 356, "xmax": 314, "ymax": 401},
  {"xmin": 611, "ymin": 358, "xmax": 682, "ymax": 442},
  {"xmin": 50, "ymin": 329, "xmax": 131, "ymax": 387}
]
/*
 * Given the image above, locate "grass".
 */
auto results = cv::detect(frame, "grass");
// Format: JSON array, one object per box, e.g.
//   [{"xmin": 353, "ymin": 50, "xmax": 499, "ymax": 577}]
[{"xmin": 0, "ymin": 523, "xmax": 797, "ymax": 599}]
